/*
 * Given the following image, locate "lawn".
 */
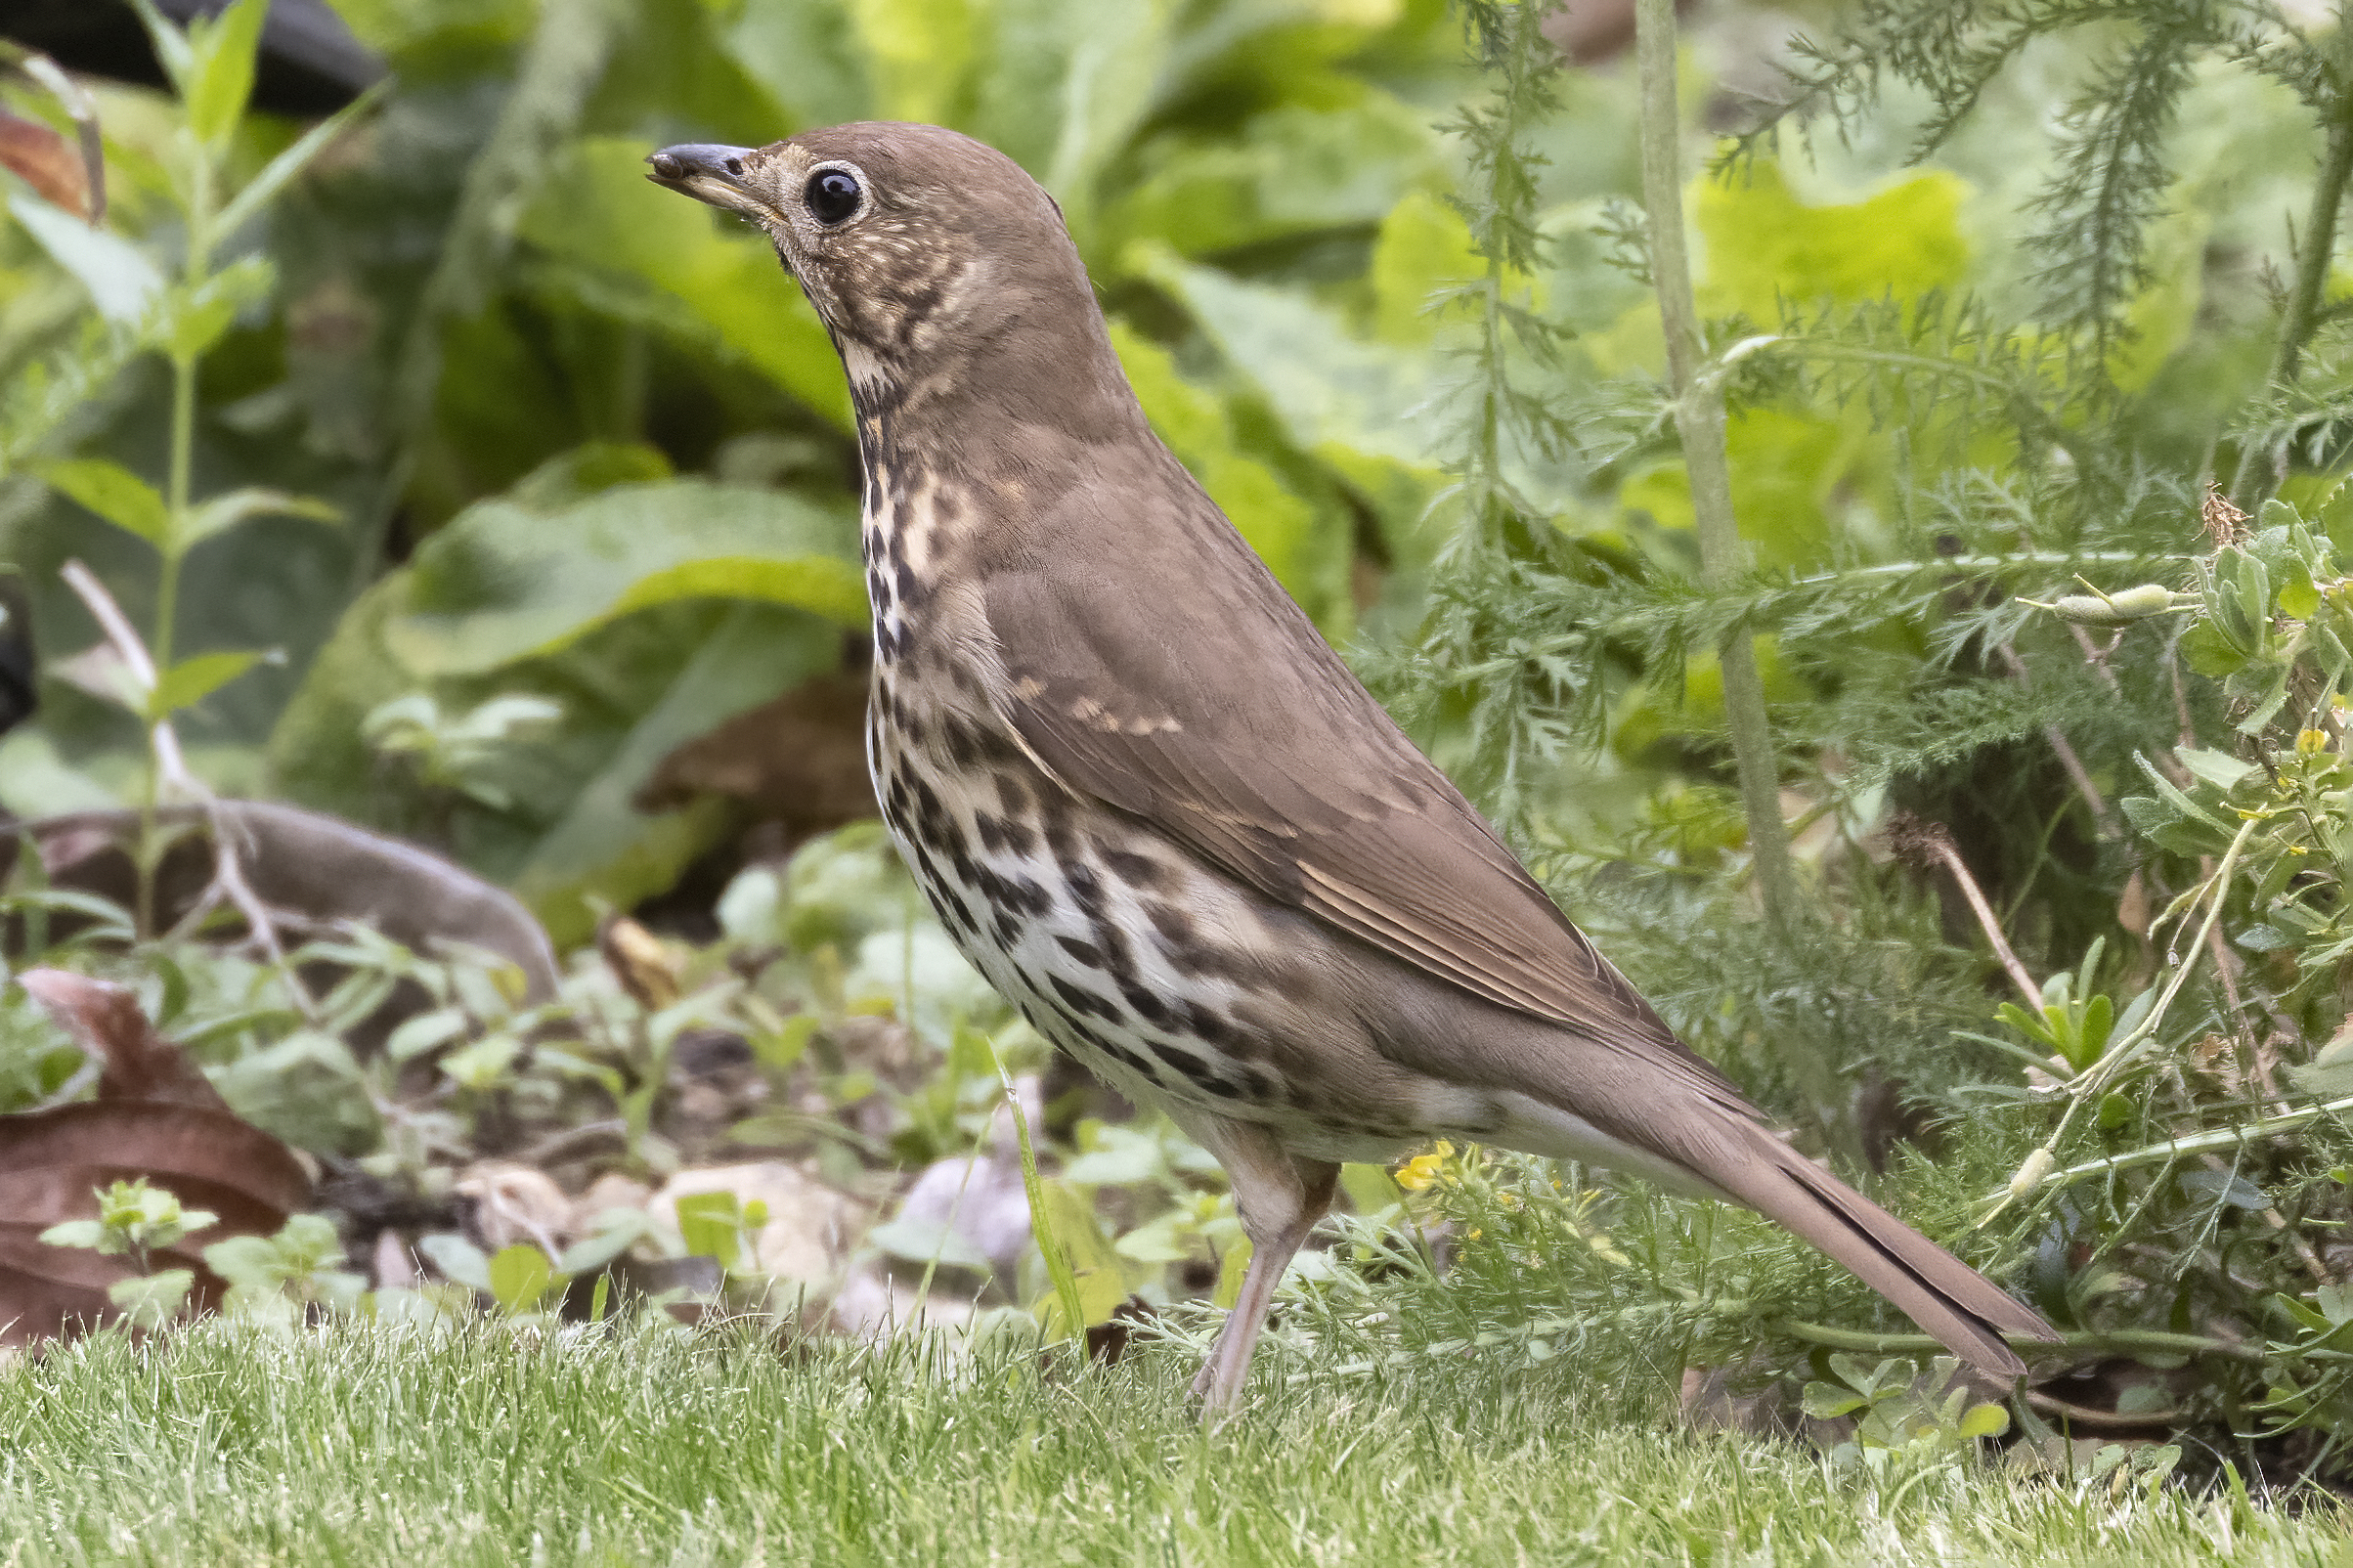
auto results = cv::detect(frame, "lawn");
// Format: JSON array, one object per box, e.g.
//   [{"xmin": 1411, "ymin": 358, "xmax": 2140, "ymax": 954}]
[{"xmin": 0, "ymin": 1320, "xmax": 2343, "ymax": 1567}]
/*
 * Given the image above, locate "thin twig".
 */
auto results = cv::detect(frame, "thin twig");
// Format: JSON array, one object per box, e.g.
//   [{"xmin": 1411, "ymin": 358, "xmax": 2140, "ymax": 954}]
[
  {"xmin": 1995, "ymin": 642, "xmax": 2117, "ymax": 834},
  {"xmin": 1888, "ymin": 813, "xmax": 2043, "ymax": 1007},
  {"xmin": 55, "ymin": 561, "xmax": 319, "ymax": 1018},
  {"xmin": 1634, "ymin": 0, "xmax": 1799, "ymax": 934},
  {"xmin": 1766, "ymin": 1316, "xmax": 2261, "ymax": 1365}
]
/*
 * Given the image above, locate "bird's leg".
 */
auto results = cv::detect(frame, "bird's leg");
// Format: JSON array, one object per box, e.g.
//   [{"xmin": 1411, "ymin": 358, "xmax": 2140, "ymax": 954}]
[{"xmin": 1181, "ymin": 1117, "xmax": 1338, "ymax": 1420}]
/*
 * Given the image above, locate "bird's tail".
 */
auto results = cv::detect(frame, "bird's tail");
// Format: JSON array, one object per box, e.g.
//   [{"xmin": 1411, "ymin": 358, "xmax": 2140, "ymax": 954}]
[{"xmin": 1721, "ymin": 1123, "xmax": 2058, "ymax": 1377}]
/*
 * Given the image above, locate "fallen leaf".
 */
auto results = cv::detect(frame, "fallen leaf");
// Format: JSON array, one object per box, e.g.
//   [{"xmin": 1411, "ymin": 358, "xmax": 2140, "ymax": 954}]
[
  {"xmin": 0, "ymin": 109, "xmax": 88, "ymax": 220},
  {"xmin": 597, "ymin": 914, "xmax": 681, "ymax": 1010},
  {"xmin": 0, "ymin": 971, "xmax": 313, "ymax": 1345}
]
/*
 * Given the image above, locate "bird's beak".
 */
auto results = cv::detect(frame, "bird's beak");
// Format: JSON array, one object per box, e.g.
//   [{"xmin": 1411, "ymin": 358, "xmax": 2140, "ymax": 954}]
[{"xmin": 645, "ymin": 143, "xmax": 781, "ymax": 226}]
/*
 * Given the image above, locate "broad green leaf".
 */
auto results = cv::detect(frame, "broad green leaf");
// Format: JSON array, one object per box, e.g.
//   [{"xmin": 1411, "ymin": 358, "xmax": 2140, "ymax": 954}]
[
  {"xmin": 108, "ymin": 1269, "xmax": 196, "ymax": 1329},
  {"xmin": 384, "ymin": 1007, "xmax": 468, "ymax": 1063},
  {"xmin": 507, "ymin": 603, "xmax": 840, "ymax": 946},
  {"xmin": 165, "ymin": 285, "xmax": 240, "ymax": 366},
  {"xmin": 2177, "ymin": 747, "xmax": 2258, "ymax": 791},
  {"xmin": 184, "ymin": 0, "xmax": 271, "ymax": 146},
  {"xmin": 1337, "ymin": 1161, "xmax": 1401, "ymax": 1214},
  {"xmin": 969, "ymin": 0, "xmax": 1167, "ymax": 209},
  {"xmin": 1696, "ymin": 162, "xmax": 1972, "ymax": 324},
  {"xmin": 848, "ymin": 0, "xmax": 978, "ymax": 124},
  {"xmin": 1106, "ymin": 92, "xmax": 1439, "ymax": 261},
  {"xmin": 10, "ymin": 195, "xmax": 164, "ymax": 324},
  {"xmin": 719, "ymin": 0, "xmax": 874, "ymax": 130},
  {"xmin": 36, "ymin": 457, "xmax": 168, "ymax": 546},
  {"xmin": 267, "ymin": 574, "xmax": 416, "ymax": 823},
  {"xmin": 275, "ymin": 585, "xmax": 844, "ymax": 949},
  {"xmin": 486, "ymin": 1242, "xmax": 556, "ymax": 1314},
  {"xmin": 416, "ymin": 1233, "xmax": 492, "ymax": 1291},
  {"xmin": 150, "ymin": 649, "xmax": 269, "ymax": 719},
  {"xmin": 1616, "ymin": 409, "xmax": 1868, "ymax": 572},
  {"xmin": 157, "ymin": 256, "xmax": 276, "ymax": 372},
  {"xmin": 1371, "ymin": 189, "xmax": 1485, "ymax": 345},
  {"xmin": 37, "ymin": 1219, "xmax": 107, "ymax": 1250},
  {"xmin": 1957, "ymin": 1401, "xmax": 2012, "ymax": 1441},
  {"xmin": 388, "ymin": 479, "xmax": 862, "ymax": 676},
  {"xmin": 525, "ymin": 142, "xmax": 850, "ymax": 430},
  {"xmin": 181, "ymin": 488, "xmax": 342, "ymax": 551},
  {"xmin": 505, "ymin": 442, "xmax": 672, "ymax": 511},
  {"xmin": 556, "ymin": 1208, "xmax": 649, "ymax": 1276},
  {"xmin": 675, "ymin": 1191, "xmax": 747, "ymax": 1270},
  {"xmin": 1135, "ymin": 244, "xmax": 1439, "ymax": 475}
]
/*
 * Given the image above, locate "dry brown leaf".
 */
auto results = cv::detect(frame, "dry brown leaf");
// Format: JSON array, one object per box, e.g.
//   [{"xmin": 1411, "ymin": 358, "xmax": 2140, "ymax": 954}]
[
  {"xmin": 598, "ymin": 915, "xmax": 681, "ymax": 1011},
  {"xmin": 0, "ymin": 971, "xmax": 314, "ymax": 1345},
  {"xmin": 0, "ymin": 109, "xmax": 88, "ymax": 219}
]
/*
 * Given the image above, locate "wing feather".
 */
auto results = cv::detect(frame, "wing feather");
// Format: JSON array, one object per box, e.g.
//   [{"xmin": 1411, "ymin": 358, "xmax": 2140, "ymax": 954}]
[{"xmin": 977, "ymin": 477, "xmax": 1736, "ymax": 1098}]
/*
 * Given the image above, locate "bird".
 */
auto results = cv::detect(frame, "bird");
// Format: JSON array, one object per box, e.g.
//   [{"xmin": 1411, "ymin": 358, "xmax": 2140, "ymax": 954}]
[{"xmin": 646, "ymin": 123, "xmax": 2061, "ymax": 1412}]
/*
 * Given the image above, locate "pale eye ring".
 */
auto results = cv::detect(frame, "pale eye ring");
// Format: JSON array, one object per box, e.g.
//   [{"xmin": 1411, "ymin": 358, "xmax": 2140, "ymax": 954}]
[{"xmin": 806, "ymin": 167, "xmax": 862, "ymax": 225}]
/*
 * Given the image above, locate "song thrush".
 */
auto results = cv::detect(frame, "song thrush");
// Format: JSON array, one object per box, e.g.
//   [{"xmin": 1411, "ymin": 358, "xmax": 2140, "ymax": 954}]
[{"xmin": 648, "ymin": 124, "xmax": 2059, "ymax": 1411}]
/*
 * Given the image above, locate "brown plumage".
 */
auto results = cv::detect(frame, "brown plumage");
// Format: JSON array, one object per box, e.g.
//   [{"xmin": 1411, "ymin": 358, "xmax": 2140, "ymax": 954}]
[{"xmin": 647, "ymin": 123, "xmax": 2060, "ymax": 1411}]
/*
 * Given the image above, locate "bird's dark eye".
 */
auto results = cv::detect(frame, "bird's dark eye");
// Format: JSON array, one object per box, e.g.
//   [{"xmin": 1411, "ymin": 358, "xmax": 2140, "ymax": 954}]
[{"xmin": 805, "ymin": 168, "xmax": 862, "ymax": 226}]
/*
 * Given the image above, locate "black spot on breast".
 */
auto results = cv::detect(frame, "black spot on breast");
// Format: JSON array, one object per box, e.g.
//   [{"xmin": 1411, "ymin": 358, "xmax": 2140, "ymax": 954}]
[
  {"xmin": 994, "ymin": 773, "xmax": 1031, "ymax": 816},
  {"xmin": 1119, "ymin": 983, "xmax": 1172, "ymax": 1028},
  {"xmin": 975, "ymin": 811, "xmax": 1034, "ymax": 856},
  {"xmin": 1151, "ymin": 1043, "xmax": 1218, "ymax": 1086},
  {"xmin": 1012, "ymin": 876, "xmax": 1054, "ymax": 917},
  {"xmin": 944, "ymin": 719, "xmax": 980, "ymax": 768},
  {"xmin": 936, "ymin": 888, "xmax": 979, "ymax": 937},
  {"xmin": 1055, "ymin": 935, "xmax": 1102, "ymax": 968},
  {"xmin": 1180, "ymin": 1002, "xmax": 1235, "ymax": 1051},
  {"xmin": 1100, "ymin": 849, "xmax": 1165, "ymax": 891},
  {"xmin": 1091, "ymin": 918, "xmax": 1139, "ymax": 983},
  {"xmin": 893, "ymin": 560, "xmax": 921, "ymax": 608},
  {"xmin": 1064, "ymin": 861, "xmax": 1105, "ymax": 917},
  {"xmin": 1061, "ymin": 1017, "xmax": 1154, "ymax": 1079},
  {"xmin": 1050, "ymin": 976, "xmax": 1123, "ymax": 1024}
]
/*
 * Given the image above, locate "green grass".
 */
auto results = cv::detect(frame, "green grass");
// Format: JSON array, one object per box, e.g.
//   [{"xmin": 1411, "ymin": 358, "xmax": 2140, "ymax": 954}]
[{"xmin": 0, "ymin": 1321, "xmax": 2346, "ymax": 1566}]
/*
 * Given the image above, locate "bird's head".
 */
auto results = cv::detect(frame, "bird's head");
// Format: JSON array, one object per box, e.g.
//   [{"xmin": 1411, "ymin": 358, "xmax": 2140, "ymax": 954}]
[{"xmin": 647, "ymin": 122, "xmax": 1100, "ymax": 416}]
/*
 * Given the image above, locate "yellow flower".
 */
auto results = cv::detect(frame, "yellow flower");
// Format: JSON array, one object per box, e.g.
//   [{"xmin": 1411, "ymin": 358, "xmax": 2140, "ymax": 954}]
[
  {"xmin": 2299, "ymin": 728, "xmax": 2331, "ymax": 756},
  {"xmin": 1394, "ymin": 1139, "xmax": 1455, "ymax": 1192}
]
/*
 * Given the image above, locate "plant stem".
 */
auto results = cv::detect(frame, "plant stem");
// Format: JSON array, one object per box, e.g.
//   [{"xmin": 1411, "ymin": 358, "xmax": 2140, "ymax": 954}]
[
  {"xmin": 1634, "ymin": 0, "xmax": 1843, "ymax": 1142},
  {"xmin": 1769, "ymin": 1316, "xmax": 2264, "ymax": 1366},
  {"xmin": 157, "ymin": 358, "xmax": 193, "ymax": 671},
  {"xmin": 1634, "ymin": 0, "xmax": 1798, "ymax": 931},
  {"xmin": 2230, "ymin": 81, "xmax": 2353, "ymax": 509}
]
